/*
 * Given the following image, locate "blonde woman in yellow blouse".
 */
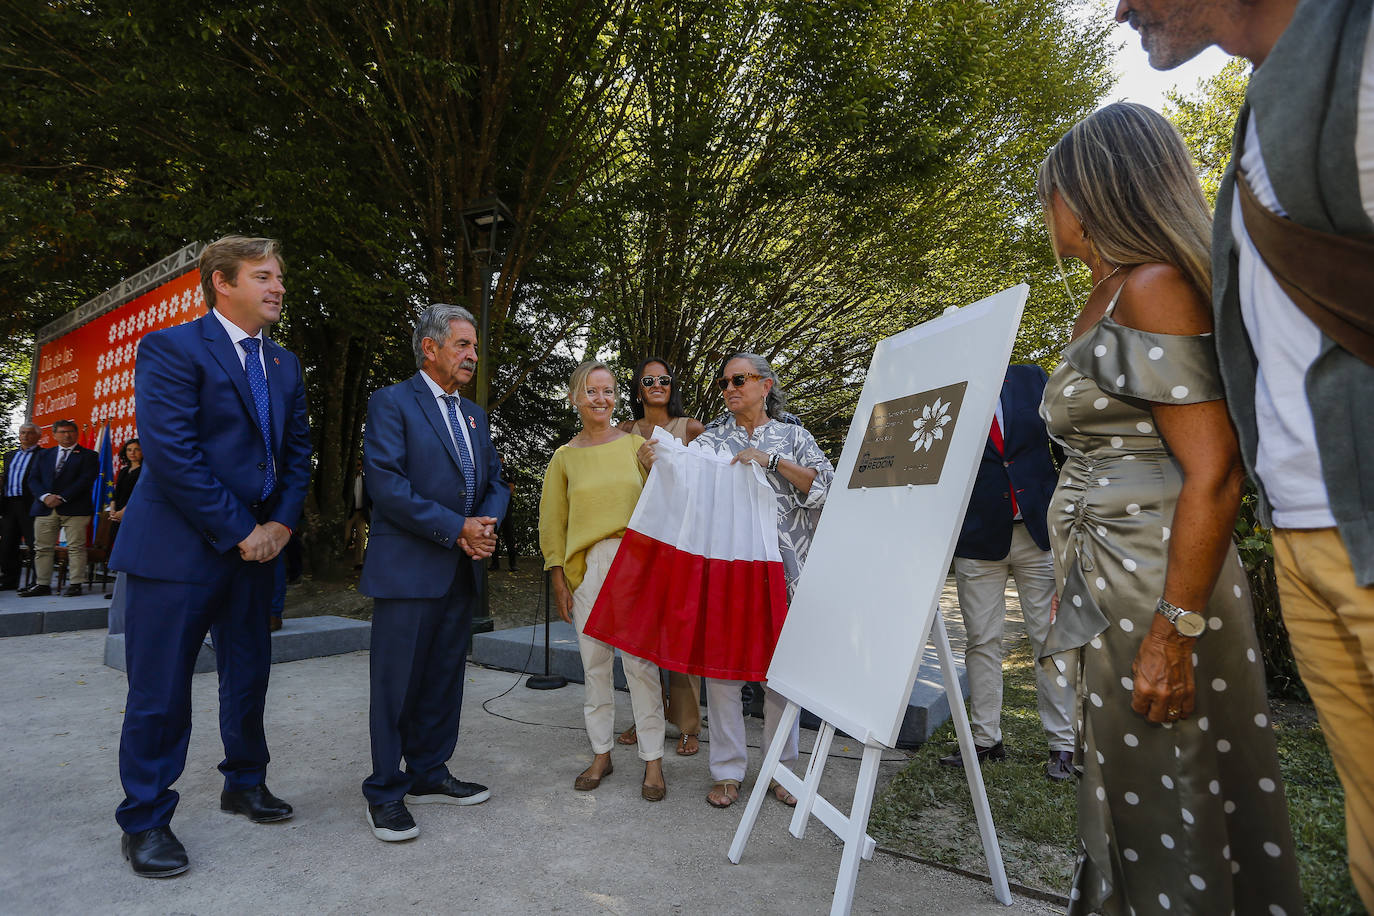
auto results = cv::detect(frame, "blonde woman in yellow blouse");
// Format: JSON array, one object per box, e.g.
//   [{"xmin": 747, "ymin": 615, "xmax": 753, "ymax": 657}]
[{"xmin": 539, "ymin": 360, "xmax": 667, "ymax": 801}]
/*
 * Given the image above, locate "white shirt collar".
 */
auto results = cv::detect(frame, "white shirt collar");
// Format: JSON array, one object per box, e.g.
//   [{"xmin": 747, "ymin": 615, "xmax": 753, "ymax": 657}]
[
  {"xmin": 419, "ymin": 370, "xmax": 456, "ymax": 401},
  {"xmin": 211, "ymin": 307, "xmax": 264, "ymax": 348}
]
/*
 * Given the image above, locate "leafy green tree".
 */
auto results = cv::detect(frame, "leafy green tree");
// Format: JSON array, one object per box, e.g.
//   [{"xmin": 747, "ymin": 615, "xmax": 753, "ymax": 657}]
[{"xmin": 1164, "ymin": 57, "xmax": 1250, "ymax": 206}]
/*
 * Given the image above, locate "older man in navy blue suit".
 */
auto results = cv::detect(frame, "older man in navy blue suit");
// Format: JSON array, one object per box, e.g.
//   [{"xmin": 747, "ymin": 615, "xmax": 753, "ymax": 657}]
[
  {"xmin": 360, "ymin": 303, "xmax": 508, "ymax": 842},
  {"xmin": 111, "ymin": 236, "xmax": 311, "ymax": 877},
  {"xmin": 941, "ymin": 363, "xmax": 1077, "ymax": 781}
]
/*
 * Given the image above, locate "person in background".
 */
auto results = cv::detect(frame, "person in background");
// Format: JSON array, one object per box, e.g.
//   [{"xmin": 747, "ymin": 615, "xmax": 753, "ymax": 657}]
[
  {"xmin": 540, "ymin": 360, "xmax": 667, "ymax": 801},
  {"xmin": 0, "ymin": 422, "xmax": 41, "ymax": 590},
  {"xmin": 1037, "ymin": 102, "xmax": 1301, "ymax": 915},
  {"xmin": 489, "ymin": 455, "xmax": 518, "ymax": 572},
  {"xmin": 1117, "ymin": 0, "xmax": 1374, "ymax": 904},
  {"xmin": 941, "ymin": 365, "xmax": 1076, "ymax": 782},
  {"xmin": 107, "ymin": 437, "xmax": 143, "ymax": 549},
  {"xmin": 615, "ymin": 356, "xmax": 706, "ymax": 757},
  {"xmin": 344, "ymin": 456, "xmax": 369, "ymax": 569},
  {"xmin": 22, "ymin": 418, "xmax": 99, "ymax": 597},
  {"xmin": 641, "ymin": 352, "xmax": 833, "ymax": 809}
]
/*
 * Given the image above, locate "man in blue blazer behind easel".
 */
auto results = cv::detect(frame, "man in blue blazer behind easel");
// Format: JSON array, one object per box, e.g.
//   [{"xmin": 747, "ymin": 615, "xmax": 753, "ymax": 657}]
[
  {"xmin": 359, "ymin": 303, "xmax": 508, "ymax": 842},
  {"xmin": 111, "ymin": 236, "xmax": 312, "ymax": 877},
  {"xmin": 941, "ymin": 363, "xmax": 1077, "ymax": 782}
]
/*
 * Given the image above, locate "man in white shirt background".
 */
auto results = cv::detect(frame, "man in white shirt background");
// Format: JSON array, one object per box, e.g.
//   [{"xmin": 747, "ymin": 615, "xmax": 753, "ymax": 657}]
[{"xmin": 1, "ymin": 422, "xmax": 42, "ymax": 590}]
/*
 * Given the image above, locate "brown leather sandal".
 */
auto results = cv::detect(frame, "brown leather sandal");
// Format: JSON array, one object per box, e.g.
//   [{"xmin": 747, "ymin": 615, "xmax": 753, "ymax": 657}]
[
  {"xmin": 769, "ymin": 779, "xmax": 797, "ymax": 807},
  {"xmin": 706, "ymin": 780, "xmax": 740, "ymax": 808},
  {"xmin": 676, "ymin": 732, "xmax": 700, "ymax": 756},
  {"xmin": 616, "ymin": 726, "xmax": 637, "ymax": 745}
]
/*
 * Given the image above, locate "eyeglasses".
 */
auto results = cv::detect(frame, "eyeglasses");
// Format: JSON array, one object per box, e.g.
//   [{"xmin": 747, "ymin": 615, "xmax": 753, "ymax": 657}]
[
  {"xmin": 640, "ymin": 375, "xmax": 672, "ymax": 388},
  {"xmin": 716, "ymin": 373, "xmax": 763, "ymax": 391}
]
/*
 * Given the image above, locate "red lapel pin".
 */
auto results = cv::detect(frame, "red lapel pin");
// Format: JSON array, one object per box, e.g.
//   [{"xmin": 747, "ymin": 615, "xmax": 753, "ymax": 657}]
[{"xmin": 274, "ymin": 357, "xmax": 280, "ymax": 365}]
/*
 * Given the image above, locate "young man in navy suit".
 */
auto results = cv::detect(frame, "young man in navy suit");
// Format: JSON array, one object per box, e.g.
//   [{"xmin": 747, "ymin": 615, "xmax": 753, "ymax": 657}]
[
  {"xmin": 2, "ymin": 422, "xmax": 42, "ymax": 590},
  {"xmin": 21, "ymin": 418, "xmax": 100, "ymax": 597},
  {"xmin": 110, "ymin": 236, "xmax": 312, "ymax": 877},
  {"xmin": 942, "ymin": 364, "xmax": 1077, "ymax": 781},
  {"xmin": 360, "ymin": 303, "xmax": 508, "ymax": 842}
]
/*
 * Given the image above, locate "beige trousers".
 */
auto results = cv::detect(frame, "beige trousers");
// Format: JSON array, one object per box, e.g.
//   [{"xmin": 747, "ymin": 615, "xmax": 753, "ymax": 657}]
[
  {"xmin": 33, "ymin": 512, "xmax": 90, "ymax": 584},
  {"xmin": 1274, "ymin": 526, "xmax": 1374, "ymax": 912},
  {"xmin": 953, "ymin": 523, "xmax": 1075, "ymax": 751},
  {"xmin": 572, "ymin": 538, "xmax": 666, "ymax": 761}
]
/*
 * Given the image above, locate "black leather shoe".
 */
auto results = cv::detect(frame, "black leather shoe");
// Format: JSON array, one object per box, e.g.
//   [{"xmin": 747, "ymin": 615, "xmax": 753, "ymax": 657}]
[
  {"xmin": 121, "ymin": 826, "xmax": 189, "ymax": 878},
  {"xmin": 62, "ymin": 583, "xmax": 83, "ymax": 597},
  {"xmin": 18, "ymin": 584, "xmax": 51, "ymax": 597},
  {"xmin": 367, "ymin": 800, "xmax": 419, "ymax": 842},
  {"xmin": 938, "ymin": 741, "xmax": 1006, "ymax": 768},
  {"xmin": 220, "ymin": 784, "xmax": 294, "ymax": 823},
  {"xmin": 1047, "ymin": 750, "xmax": 1076, "ymax": 782},
  {"xmin": 406, "ymin": 774, "xmax": 491, "ymax": 806}
]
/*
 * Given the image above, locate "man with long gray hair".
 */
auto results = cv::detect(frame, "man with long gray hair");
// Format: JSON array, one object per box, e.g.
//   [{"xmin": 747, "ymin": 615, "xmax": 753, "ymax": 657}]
[{"xmin": 358, "ymin": 303, "xmax": 508, "ymax": 842}]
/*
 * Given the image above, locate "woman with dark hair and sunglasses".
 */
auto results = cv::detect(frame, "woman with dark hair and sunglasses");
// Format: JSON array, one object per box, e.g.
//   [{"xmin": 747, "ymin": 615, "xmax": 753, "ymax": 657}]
[
  {"xmin": 614, "ymin": 357, "xmax": 707, "ymax": 756},
  {"xmin": 640, "ymin": 352, "xmax": 833, "ymax": 808}
]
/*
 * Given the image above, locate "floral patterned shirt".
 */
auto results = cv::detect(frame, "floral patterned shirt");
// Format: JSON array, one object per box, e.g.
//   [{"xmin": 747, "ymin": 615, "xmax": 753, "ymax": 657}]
[{"xmin": 691, "ymin": 416, "xmax": 835, "ymax": 600}]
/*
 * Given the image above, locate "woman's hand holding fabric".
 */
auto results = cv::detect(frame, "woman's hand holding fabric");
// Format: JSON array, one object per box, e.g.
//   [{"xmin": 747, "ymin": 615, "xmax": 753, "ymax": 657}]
[{"xmin": 551, "ymin": 568, "xmax": 574, "ymax": 624}]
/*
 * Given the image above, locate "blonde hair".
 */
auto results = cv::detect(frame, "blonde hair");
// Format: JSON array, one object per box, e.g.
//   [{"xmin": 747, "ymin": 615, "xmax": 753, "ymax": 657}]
[
  {"xmin": 1037, "ymin": 103, "xmax": 1212, "ymax": 300},
  {"xmin": 567, "ymin": 360, "xmax": 618, "ymax": 407},
  {"xmin": 200, "ymin": 236, "xmax": 283, "ymax": 308}
]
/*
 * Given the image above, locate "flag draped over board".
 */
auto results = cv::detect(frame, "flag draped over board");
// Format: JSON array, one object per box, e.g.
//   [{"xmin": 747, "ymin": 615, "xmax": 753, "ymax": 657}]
[{"xmin": 582, "ymin": 428, "xmax": 789, "ymax": 681}]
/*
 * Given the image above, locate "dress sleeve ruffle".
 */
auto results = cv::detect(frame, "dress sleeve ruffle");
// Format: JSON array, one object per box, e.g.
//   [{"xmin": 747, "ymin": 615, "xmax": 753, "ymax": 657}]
[{"xmin": 1066, "ymin": 320, "xmax": 1225, "ymax": 405}]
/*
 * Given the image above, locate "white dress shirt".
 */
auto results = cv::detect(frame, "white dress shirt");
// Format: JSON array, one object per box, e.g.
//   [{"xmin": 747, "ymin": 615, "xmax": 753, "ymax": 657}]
[
  {"xmin": 418, "ymin": 370, "xmax": 477, "ymax": 466},
  {"xmin": 212, "ymin": 307, "xmax": 269, "ymax": 378}
]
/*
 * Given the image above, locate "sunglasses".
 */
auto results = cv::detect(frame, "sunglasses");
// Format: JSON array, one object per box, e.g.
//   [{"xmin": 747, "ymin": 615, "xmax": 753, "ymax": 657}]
[
  {"xmin": 716, "ymin": 373, "xmax": 763, "ymax": 391},
  {"xmin": 639, "ymin": 375, "xmax": 672, "ymax": 388}
]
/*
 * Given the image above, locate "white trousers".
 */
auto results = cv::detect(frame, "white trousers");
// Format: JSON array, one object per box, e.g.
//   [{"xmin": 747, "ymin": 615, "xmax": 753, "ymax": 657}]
[
  {"xmin": 705, "ymin": 678, "xmax": 798, "ymax": 784},
  {"xmin": 572, "ymin": 538, "xmax": 666, "ymax": 761},
  {"xmin": 953, "ymin": 523, "xmax": 1075, "ymax": 751}
]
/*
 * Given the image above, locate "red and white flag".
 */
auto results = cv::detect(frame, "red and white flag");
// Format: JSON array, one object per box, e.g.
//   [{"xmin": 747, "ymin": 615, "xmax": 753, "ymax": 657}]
[{"xmin": 582, "ymin": 428, "xmax": 789, "ymax": 681}]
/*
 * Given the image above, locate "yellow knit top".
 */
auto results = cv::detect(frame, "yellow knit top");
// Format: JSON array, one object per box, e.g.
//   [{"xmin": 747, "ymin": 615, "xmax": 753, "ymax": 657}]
[{"xmin": 538, "ymin": 433, "xmax": 646, "ymax": 592}]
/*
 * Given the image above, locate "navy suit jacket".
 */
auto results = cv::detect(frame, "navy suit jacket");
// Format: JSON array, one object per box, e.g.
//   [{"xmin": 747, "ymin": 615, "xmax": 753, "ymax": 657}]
[
  {"xmin": 109, "ymin": 313, "xmax": 312, "ymax": 583},
  {"xmin": 359, "ymin": 373, "xmax": 509, "ymax": 600},
  {"xmin": 954, "ymin": 364, "xmax": 1061, "ymax": 561},
  {"xmin": 27, "ymin": 444, "xmax": 99, "ymax": 517}
]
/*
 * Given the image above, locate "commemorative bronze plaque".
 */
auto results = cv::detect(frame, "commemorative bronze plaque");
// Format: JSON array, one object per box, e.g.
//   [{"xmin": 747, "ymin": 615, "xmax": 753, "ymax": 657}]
[{"xmin": 847, "ymin": 381, "xmax": 968, "ymax": 489}]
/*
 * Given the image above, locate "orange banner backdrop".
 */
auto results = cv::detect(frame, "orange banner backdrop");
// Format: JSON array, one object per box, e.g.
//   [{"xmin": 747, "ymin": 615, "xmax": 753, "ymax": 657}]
[{"xmin": 31, "ymin": 270, "xmax": 206, "ymax": 449}]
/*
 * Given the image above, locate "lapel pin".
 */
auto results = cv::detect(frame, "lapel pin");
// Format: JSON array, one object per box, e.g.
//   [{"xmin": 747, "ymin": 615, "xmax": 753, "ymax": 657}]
[
  {"xmin": 274, "ymin": 357, "xmax": 280, "ymax": 365},
  {"xmin": 468, "ymin": 415, "xmax": 477, "ymax": 429}
]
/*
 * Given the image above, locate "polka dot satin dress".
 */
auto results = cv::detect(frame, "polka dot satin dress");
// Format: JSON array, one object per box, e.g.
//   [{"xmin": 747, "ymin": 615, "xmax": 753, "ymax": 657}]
[{"xmin": 1039, "ymin": 289, "xmax": 1303, "ymax": 916}]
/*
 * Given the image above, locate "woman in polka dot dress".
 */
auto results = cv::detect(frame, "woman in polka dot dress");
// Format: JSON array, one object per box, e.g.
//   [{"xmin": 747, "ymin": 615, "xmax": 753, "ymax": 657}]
[{"xmin": 1035, "ymin": 103, "xmax": 1303, "ymax": 915}]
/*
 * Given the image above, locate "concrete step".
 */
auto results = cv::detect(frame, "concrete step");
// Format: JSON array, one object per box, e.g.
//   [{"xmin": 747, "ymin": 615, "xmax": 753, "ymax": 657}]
[
  {"xmin": 104, "ymin": 615, "xmax": 371, "ymax": 673},
  {"xmin": 0, "ymin": 590, "xmax": 111, "ymax": 637},
  {"xmin": 470, "ymin": 622, "xmax": 967, "ymax": 747}
]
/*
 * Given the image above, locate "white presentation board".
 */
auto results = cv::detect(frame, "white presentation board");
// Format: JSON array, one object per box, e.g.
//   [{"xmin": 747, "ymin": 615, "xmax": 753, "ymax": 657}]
[{"xmin": 766, "ymin": 284, "xmax": 1029, "ymax": 748}]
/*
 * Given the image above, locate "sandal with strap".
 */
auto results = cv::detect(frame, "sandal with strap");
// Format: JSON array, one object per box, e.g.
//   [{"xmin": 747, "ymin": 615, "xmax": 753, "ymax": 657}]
[
  {"xmin": 706, "ymin": 781, "xmax": 740, "ymax": 808},
  {"xmin": 616, "ymin": 726, "xmax": 638, "ymax": 746},
  {"xmin": 769, "ymin": 779, "xmax": 797, "ymax": 807},
  {"xmin": 676, "ymin": 732, "xmax": 700, "ymax": 756}
]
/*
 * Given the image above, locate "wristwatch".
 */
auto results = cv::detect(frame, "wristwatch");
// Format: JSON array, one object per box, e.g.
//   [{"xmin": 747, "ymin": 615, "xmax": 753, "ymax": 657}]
[{"xmin": 1155, "ymin": 597, "xmax": 1206, "ymax": 638}]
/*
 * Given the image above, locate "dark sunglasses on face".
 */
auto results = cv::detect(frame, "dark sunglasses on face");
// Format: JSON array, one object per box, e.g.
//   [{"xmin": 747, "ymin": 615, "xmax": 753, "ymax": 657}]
[
  {"xmin": 640, "ymin": 375, "xmax": 672, "ymax": 388},
  {"xmin": 716, "ymin": 373, "xmax": 763, "ymax": 391}
]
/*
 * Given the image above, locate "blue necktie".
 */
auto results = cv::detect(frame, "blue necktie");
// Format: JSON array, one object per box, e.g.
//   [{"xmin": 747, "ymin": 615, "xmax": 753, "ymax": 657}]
[
  {"xmin": 239, "ymin": 338, "xmax": 276, "ymax": 501},
  {"xmin": 443, "ymin": 396, "xmax": 476, "ymax": 515}
]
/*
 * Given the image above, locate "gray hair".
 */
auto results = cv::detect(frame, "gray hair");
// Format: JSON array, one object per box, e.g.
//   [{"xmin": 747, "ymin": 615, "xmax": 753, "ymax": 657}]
[
  {"xmin": 412, "ymin": 303, "xmax": 478, "ymax": 368},
  {"xmin": 720, "ymin": 351, "xmax": 787, "ymax": 419}
]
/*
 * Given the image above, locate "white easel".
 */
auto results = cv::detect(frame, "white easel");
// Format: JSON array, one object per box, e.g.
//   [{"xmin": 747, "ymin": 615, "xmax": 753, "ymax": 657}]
[
  {"xmin": 727, "ymin": 606, "xmax": 1012, "ymax": 915},
  {"xmin": 724, "ymin": 286, "xmax": 1029, "ymax": 914}
]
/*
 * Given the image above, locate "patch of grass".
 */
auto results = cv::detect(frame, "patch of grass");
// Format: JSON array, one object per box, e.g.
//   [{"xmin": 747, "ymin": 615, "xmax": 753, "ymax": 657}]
[{"xmin": 869, "ymin": 641, "xmax": 1361, "ymax": 911}]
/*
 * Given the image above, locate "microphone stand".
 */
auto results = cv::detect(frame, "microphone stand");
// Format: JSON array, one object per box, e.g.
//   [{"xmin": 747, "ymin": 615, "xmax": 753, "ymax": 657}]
[{"xmin": 526, "ymin": 569, "xmax": 567, "ymax": 690}]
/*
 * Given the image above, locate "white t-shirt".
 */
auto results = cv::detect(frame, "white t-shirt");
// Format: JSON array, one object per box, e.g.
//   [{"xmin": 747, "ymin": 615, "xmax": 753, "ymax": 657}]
[{"xmin": 1230, "ymin": 16, "xmax": 1374, "ymax": 529}]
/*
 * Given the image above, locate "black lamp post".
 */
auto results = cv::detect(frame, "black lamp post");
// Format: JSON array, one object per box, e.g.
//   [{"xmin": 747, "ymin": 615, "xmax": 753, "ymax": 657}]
[{"xmin": 460, "ymin": 193, "xmax": 515, "ymax": 636}]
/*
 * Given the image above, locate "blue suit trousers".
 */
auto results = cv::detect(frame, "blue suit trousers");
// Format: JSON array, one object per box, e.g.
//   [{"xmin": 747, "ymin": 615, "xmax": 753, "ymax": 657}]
[
  {"xmin": 363, "ymin": 562, "xmax": 476, "ymax": 804},
  {"xmin": 116, "ymin": 562, "xmax": 275, "ymax": 833}
]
